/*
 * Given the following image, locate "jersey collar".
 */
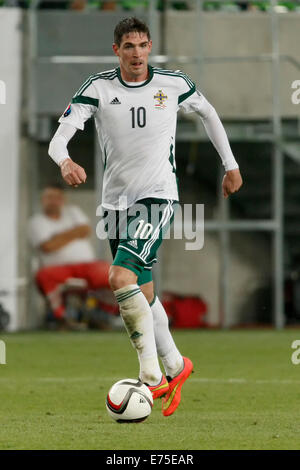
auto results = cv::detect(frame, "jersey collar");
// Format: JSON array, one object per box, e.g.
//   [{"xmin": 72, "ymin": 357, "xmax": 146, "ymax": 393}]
[{"xmin": 116, "ymin": 65, "xmax": 154, "ymax": 88}]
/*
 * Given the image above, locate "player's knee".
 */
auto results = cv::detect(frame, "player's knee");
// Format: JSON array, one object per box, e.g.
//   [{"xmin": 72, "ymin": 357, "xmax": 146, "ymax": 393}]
[
  {"xmin": 140, "ymin": 283, "xmax": 154, "ymax": 304},
  {"xmin": 144, "ymin": 292, "xmax": 154, "ymax": 304},
  {"xmin": 109, "ymin": 265, "xmax": 137, "ymax": 291}
]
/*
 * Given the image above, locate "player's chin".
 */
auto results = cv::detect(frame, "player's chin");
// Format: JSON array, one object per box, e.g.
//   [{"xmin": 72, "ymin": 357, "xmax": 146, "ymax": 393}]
[{"xmin": 130, "ymin": 64, "xmax": 146, "ymax": 74}]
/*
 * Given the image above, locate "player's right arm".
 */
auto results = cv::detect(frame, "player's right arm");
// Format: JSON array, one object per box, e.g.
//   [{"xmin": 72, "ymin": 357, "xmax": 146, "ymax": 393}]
[
  {"xmin": 48, "ymin": 77, "xmax": 99, "ymax": 187},
  {"xmin": 48, "ymin": 123, "xmax": 87, "ymax": 187}
]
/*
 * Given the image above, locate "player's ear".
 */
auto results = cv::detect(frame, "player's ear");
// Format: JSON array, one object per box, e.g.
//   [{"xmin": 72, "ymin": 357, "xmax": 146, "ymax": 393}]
[
  {"xmin": 148, "ymin": 40, "xmax": 153, "ymax": 52},
  {"xmin": 112, "ymin": 43, "xmax": 119, "ymax": 57}
]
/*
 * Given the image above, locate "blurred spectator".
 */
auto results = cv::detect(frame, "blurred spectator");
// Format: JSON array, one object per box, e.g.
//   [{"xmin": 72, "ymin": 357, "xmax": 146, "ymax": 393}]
[{"xmin": 28, "ymin": 182, "xmax": 111, "ymax": 323}]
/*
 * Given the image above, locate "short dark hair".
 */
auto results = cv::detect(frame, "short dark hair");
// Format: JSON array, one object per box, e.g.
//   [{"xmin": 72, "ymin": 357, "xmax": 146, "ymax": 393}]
[
  {"xmin": 114, "ymin": 17, "xmax": 151, "ymax": 47},
  {"xmin": 44, "ymin": 182, "xmax": 64, "ymax": 191}
]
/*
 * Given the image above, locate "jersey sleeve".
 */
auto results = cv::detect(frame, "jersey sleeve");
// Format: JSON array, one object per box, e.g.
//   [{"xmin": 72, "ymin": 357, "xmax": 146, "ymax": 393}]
[
  {"xmin": 182, "ymin": 89, "xmax": 239, "ymax": 171},
  {"xmin": 176, "ymin": 72, "xmax": 212, "ymax": 115},
  {"xmin": 176, "ymin": 72, "xmax": 197, "ymax": 112},
  {"xmin": 58, "ymin": 77, "xmax": 99, "ymax": 130},
  {"xmin": 179, "ymin": 87, "xmax": 212, "ymax": 116}
]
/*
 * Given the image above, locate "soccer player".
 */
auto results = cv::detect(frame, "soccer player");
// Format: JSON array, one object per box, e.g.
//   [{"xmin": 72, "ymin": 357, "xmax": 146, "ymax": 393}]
[{"xmin": 48, "ymin": 17, "xmax": 242, "ymax": 416}]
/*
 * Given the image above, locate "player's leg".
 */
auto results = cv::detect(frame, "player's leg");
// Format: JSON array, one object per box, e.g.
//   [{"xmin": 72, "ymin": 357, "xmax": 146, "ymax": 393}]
[
  {"xmin": 104, "ymin": 206, "xmax": 164, "ymax": 390},
  {"xmin": 139, "ymin": 279, "xmax": 183, "ymax": 379},
  {"xmin": 109, "ymin": 264, "xmax": 164, "ymax": 389},
  {"xmin": 139, "ymin": 276, "xmax": 193, "ymax": 416},
  {"xmin": 125, "ymin": 197, "xmax": 181, "ymax": 381},
  {"xmin": 141, "ymin": 280, "xmax": 194, "ymax": 417},
  {"xmin": 140, "ymin": 286, "xmax": 194, "ymax": 417},
  {"xmin": 133, "ymin": 199, "xmax": 193, "ymax": 416}
]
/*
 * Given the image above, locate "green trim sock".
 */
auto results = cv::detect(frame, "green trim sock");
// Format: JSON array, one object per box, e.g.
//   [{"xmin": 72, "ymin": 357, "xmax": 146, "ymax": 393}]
[
  {"xmin": 114, "ymin": 284, "xmax": 162, "ymax": 386},
  {"xmin": 151, "ymin": 296, "xmax": 184, "ymax": 378}
]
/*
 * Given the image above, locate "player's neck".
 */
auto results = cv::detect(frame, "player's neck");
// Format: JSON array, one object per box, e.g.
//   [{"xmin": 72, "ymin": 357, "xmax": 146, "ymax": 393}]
[{"xmin": 119, "ymin": 65, "xmax": 149, "ymax": 83}]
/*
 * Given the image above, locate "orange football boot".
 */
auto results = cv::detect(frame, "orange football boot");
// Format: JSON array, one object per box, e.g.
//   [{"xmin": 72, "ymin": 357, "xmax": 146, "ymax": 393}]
[
  {"xmin": 146, "ymin": 375, "xmax": 169, "ymax": 400},
  {"xmin": 162, "ymin": 356, "xmax": 194, "ymax": 416}
]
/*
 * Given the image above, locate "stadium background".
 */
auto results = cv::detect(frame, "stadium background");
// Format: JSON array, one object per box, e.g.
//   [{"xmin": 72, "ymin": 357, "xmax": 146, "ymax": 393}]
[{"xmin": 1, "ymin": 0, "xmax": 300, "ymax": 331}]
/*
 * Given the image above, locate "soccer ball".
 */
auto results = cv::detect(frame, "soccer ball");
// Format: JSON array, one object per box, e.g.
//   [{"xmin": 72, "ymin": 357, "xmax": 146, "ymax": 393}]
[{"xmin": 106, "ymin": 378, "xmax": 153, "ymax": 423}]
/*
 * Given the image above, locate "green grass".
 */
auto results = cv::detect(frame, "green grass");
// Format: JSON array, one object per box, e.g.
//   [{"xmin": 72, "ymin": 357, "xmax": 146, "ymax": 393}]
[{"xmin": 0, "ymin": 329, "xmax": 300, "ymax": 450}]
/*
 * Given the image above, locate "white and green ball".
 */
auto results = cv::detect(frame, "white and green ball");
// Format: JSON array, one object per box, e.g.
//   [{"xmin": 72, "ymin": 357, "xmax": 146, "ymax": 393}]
[{"xmin": 106, "ymin": 379, "xmax": 153, "ymax": 423}]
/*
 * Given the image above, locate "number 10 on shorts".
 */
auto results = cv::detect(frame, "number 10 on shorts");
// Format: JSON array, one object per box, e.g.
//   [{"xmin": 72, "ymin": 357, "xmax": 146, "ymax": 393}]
[{"xmin": 134, "ymin": 220, "xmax": 153, "ymax": 239}]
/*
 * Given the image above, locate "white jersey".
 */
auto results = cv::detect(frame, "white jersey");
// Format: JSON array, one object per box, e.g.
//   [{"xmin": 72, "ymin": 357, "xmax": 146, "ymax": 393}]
[
  {"xmin": 58, "ymin": 65, "xmax": 237, "ymax": 210},
  {"xmin": 59, "ymin": 66, "xmax": 199, "ymax": 210}
]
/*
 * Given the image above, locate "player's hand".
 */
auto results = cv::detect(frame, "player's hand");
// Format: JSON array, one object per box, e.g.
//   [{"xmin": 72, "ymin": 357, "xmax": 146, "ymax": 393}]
[
  {"xmin": 222, "ymin": 168, "xmax": 243, "ymax": 198},
  {"xmin": 60, "ymin": 158, "xmax": 87, "ymax": 188}
]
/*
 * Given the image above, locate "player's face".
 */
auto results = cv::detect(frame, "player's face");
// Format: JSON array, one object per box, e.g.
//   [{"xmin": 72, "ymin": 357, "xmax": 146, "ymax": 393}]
[
  {"xmin": 113, "ymin": 31, "xmax": 152, "ymax": 81},
  {"xmin": 41, "ymin": 188, "xmax": 65, "ymax": 217}
]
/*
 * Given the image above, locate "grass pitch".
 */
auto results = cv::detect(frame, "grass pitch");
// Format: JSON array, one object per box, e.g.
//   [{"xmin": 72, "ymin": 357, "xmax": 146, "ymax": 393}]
[{"xmin": 0, "ymin": 329, "xmax": 300, "ymax": 450}]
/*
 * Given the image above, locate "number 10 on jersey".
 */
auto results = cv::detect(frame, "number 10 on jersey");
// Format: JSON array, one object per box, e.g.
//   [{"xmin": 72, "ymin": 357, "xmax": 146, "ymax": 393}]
[{"xmin": 130, "ymin": 107, "xmax": 146, "ymax": 128}]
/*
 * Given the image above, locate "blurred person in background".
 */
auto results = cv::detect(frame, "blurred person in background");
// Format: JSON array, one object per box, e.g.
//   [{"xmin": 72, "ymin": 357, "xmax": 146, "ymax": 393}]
[{"xmin": 28, "ymin": 182, "xmax": 111, "ymax": 324}]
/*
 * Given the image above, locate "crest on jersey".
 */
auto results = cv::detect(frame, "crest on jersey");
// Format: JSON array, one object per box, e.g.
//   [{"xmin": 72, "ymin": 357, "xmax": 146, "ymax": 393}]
[
  {"xmin": 154, "ymin": 90, "xmax": 168, "ymax": 109},
  {"xmin": 63, "ymin": 103, "xmax": 71, "ymax": 117}
]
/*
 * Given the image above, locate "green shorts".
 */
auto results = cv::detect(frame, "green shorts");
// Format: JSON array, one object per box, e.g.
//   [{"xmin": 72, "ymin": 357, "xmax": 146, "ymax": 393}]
[{"xmin": 103, "ymin": 198, "xmax": 178, "ymax": 285}]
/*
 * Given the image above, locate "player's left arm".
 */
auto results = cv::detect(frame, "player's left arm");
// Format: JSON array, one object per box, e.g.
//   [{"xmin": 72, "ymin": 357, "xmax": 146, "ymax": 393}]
[
  {"xmin": 196, "ymin": 94, "xmax": 242, "ymax": 198},
  {"xmin": 221, "ymin": 168, "xmax": 242, "ymax": 199},
  {"xmin": 178, "ymin": 80, "xmax": 242, "ymax": 198}
]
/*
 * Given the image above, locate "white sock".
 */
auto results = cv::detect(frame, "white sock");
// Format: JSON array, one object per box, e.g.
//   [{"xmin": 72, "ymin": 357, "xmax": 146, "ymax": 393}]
[
  {"xmin": 114, "ymin": 284, "xmax": 162, "ymax": 386},
  {"xmin": 151, "ymin": 296, "xmax": 183, "ymax": 378}
]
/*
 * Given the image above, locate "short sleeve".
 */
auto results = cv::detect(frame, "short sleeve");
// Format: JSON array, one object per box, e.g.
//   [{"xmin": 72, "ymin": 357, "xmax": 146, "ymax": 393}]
[
  {"xmin": 176, "ymin": 72, "xmax": 196, "ymax": 112},
  {"xmin": 179, "ymin": 88, "xmax": 212, "ymax": 116},
  {"xmin": 58, "ymin": 76, "xmax": 99, "ymax": 130},
  {"xmin": 28, "ymin": 215, "xmax": 51, "ymax": 248}
]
